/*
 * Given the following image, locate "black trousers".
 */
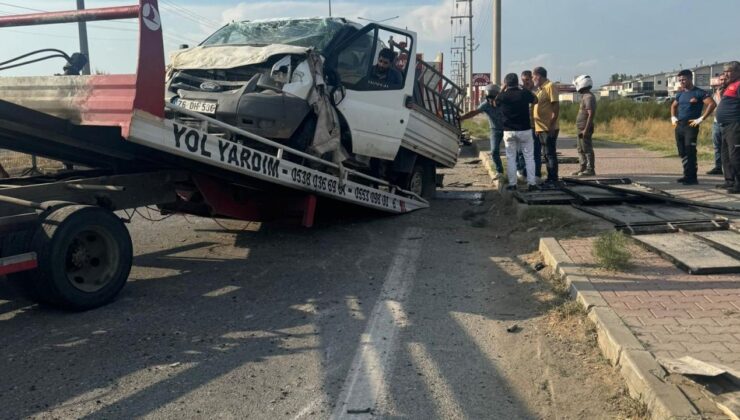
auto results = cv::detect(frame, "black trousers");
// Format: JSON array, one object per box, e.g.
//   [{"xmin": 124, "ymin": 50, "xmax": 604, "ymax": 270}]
[
  {"xmin": 721, "ymin": 122, "xmax": 740, "ymax": 186},
  {"xmin": 537, "ymin": 130, "xmax": 559, "ymax": 181},
  {"xmin": 675, "ymin": 122, "xmax": 698, "ymax": 180}
]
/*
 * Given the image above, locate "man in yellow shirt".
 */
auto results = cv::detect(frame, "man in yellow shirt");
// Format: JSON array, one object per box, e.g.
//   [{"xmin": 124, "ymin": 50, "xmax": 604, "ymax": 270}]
[{"xmin": 532, "ymin": 66, "xmax": 560, "ymax": 187}]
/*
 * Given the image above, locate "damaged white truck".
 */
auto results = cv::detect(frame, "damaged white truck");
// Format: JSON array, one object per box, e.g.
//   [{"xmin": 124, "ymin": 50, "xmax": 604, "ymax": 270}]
[{"xmin": 166, "ymin": 17, "xmax": 465, "ymax": 198}]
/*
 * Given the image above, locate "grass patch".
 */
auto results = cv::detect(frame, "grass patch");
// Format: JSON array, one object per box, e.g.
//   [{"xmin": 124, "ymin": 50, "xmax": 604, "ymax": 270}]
[
  {"xmin": 462, "ymin": 117, "xmax": 490, "ymax": 140},
  {"xmin": 593, "ymin": 231, "xmax": 632, "ymax": 271},
  {"xmin": 610, "ymin": 388, "xmax": 650, "ymax": 420},
  {"xmin": 540, "ymin": 271, "xmax": 595, "ymax": 344}
]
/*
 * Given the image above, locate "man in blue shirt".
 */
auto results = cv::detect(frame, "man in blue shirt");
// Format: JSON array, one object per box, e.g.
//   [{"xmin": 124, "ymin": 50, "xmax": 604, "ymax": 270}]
[
  {"xmin": 670, "ymin": 69, "xmax": 716, "ymax": 185},
  {"xmin": 460, "ymin": 84, "xmax": 504, "ymax": 178}
]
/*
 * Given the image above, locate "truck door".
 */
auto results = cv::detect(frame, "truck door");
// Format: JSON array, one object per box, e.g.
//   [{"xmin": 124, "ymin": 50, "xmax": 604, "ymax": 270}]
[{"xmin": 329, "ymin": 25, "xmax": 415, "ymax": 160}]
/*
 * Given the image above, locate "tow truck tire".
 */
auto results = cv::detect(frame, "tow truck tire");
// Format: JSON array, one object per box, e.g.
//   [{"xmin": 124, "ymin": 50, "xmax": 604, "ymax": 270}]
[
  {"xmin": 408, "ymin": 160, "xmax": 437, "ymax": 200},
  {"xmin": 28, "ymin": 205, "xmax": 133, "ymax": 311}
]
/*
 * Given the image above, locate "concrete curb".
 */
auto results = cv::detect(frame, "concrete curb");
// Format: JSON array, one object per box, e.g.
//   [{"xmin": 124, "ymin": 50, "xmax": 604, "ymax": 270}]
[
  {"xmin": 478, "ymin": 150, "xmax": 499, "ymax": 185},
  {"xmin": 539, "ymin": 238, "xmax": 700, "ymax": 420}
]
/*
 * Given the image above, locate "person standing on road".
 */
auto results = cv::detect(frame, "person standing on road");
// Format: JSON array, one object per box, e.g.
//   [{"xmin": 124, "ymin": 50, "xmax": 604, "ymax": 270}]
[
  {"xmin": 460, "ymin": 84, "xmax": 504, "ymax": 178},
  {"xmin": 670, "ymin": 69, "xmax": 716, "ymax": 185},
  {"xmin": 533, "ymin": 67, "xmax": 561, "ymax": 187},
  {"xmin": 494, "ymin": 73, "xmax": 538, "ymax": 191},
  {"xmin": 708, "ymin": 73, "xmax": 727, "ymax": 177},
  {"xmin": 572, "ymin": 75, "xmax": 597, "ymax": 176},
  {"xmin": 516, "ymin": 70, "xmax": 542, "ymax": 181},
  {"xmin": 716, "ymin": 61, "xmax": 740, "ymax": 193}
]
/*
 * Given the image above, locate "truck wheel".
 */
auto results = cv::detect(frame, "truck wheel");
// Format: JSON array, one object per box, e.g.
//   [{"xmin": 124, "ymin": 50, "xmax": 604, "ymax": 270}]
[
  {"xmin": 407, "ymin": 161, "xmax": 437, "ymax": 199},
  {"xmin": 28, "ymin": 205, "xmax": 133, "ymax": 310}
]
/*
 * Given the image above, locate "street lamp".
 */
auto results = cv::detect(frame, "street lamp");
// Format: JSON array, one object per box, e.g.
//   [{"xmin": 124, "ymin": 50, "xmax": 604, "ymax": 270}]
[{"xmin": 357, "ymin": 16, "xmax": 399, "ymax": 23}]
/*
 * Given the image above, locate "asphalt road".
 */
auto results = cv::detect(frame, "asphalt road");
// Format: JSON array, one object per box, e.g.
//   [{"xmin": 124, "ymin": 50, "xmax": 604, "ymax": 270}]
[{"xmin": 0, "ymin": 148, "xmax": 625, "ymax": 419}]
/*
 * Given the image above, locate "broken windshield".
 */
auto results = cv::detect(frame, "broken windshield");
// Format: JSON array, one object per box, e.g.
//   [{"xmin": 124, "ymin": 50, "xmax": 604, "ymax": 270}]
[{"xmin": 201, "ymin": 18, "xmax": 349, "ymax": 52}]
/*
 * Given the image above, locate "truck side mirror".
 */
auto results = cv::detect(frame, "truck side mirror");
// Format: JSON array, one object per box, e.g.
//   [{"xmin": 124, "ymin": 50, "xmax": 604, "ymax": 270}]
[
  {"xmin": 271, "ymin": 56, "xmax": 292, "ymax": 84},
  {"xmin": 331, "ymin": 85, "xmax": 346, "ymax": 106}
]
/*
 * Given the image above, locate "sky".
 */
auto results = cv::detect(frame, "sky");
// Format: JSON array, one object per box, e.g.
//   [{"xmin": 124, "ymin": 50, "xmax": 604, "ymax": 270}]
[{"xmin": 1, "ymin": 0, "xmax": 739, "ymax": 87}]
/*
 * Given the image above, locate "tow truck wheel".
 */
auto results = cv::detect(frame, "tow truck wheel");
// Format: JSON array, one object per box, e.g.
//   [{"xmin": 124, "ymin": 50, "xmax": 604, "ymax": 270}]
[
  {"xmin": 28, "ymin": 205, "xmax": 133, "ymax": 311},
  {"xmin": 407, "ymin": 160, "xmax": 437, "ymax": 199}
]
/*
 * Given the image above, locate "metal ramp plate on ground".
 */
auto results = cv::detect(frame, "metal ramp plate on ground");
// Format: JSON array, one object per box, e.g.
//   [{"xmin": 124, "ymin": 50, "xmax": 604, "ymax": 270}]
[
  {"xmin": 633, "ymin": 233, "xmax": 740, "ymax": 274},
  {"xmin": 512, "ymin": 190, "xmax": 575, "ymax": 205},
  {"xmin": 575, "ymin": 204, "xmax": 666, "ymax": 225},
  {"xmin": 693, "ymin": 230, "xmax": 740, "ymax": 260},
  {"xmin": 561, "ymin": 184, "xmax": 642, "ymax": 204},
  {"xmin": 629, "ymin": 204, "xmax": 717, "ymax": 223},
  {"xmin": 576, "ymin": 204, "xmax": 722, "ymax": 234}
]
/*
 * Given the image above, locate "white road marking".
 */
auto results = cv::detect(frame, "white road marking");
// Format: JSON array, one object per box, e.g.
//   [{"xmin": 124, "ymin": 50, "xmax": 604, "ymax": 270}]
[
  {"xmin": 406, "ymin": 342, "xmax": 465, "ymax": 419},
  {"xmin": 330, "ymin": 227, "xmax": 424, "ymax": 419}
]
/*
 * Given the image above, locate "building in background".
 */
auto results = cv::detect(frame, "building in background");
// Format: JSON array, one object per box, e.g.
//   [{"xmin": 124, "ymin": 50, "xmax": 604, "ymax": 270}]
[
  {"xmin": 556, "ymin": 82, "xmax": 578, "ymax": 103},
  {"xmin": 599, "ymin": 82, "xmax": 622, "ymax": 99},
  {"xmin": 617, "ymin": 61, "xmax": 731, "ymax": 98},
  {"xmin": 471, "ymin": 73, "xmax": 490, "ymax": 109}
]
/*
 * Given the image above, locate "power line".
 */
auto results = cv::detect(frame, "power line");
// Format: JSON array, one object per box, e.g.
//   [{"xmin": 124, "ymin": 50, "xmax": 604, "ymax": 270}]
[
  {"xmin": 159, "ymin": 1, "xmax": 221, "ymax": 30},
  {"xmin": 159, "ymin": 0, "xmax": 222, "ymax": 29}
]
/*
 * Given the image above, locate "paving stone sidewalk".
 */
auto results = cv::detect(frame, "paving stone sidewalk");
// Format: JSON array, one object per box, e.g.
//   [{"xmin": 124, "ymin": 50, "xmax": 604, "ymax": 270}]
[
  {"xmin": 541, "ymin": 137, "xmax": 740, "ymax": 417},
  {"xmin": 558, "ymin": 237, "xmax": 740, "ymax": 370},
  {"xmin": 558, "ymin": 137, "xmax": 740, "ymax": 370}
]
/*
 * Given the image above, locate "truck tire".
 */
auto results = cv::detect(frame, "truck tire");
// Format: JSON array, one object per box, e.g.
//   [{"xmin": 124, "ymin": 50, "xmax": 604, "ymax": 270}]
[
  {"xmin": 407, "ymin": 160, "xmax": 437, "ymax": 200},
  {"xmin": 26, "ymin": 205, "xmax": 133, "ymax": 310}
]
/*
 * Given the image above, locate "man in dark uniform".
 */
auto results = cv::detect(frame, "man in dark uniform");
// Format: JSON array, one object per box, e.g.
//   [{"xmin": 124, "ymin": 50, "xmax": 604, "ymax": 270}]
[
  {"xmin": 717, "ymin": 61, "xmax": 740, "ymax": 193},
  {"xmin": 670, "ymin": 69, "xmax": 716, "ymax": 185}
]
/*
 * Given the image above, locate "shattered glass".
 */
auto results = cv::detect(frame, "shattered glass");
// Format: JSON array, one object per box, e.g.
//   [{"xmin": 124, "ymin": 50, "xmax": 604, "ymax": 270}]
[{"xmin": 201, "ymin": 18, "xmax": 348, "ymax": 52}]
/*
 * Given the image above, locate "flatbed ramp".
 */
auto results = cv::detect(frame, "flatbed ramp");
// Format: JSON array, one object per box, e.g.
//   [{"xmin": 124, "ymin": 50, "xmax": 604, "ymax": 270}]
[{"xmin": 129, "ymin": 106, "xmax": 428, "ymax": 214}]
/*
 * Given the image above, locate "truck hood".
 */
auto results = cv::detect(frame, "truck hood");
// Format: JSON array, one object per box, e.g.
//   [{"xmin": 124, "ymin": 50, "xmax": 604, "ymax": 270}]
[{"xmin": 170, "ymin": 44, "xmax": 310, "ymax": 70}]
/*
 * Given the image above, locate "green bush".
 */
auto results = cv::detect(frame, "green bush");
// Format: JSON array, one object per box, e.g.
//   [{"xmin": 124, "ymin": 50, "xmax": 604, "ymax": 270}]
[{"xmin": 593, "ymin": 231, "xmax": 632, "ymax": 271}]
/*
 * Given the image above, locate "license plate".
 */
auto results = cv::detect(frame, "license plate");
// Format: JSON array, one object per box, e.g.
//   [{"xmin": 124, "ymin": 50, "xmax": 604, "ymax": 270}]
[{"xmin": 176, "ymin": 98, "xmax": 217, "ymax": 114}]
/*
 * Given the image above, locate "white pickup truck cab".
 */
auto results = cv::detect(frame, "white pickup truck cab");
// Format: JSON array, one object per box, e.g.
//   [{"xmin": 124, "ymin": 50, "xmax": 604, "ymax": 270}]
[{"xmin": 166, "ymin": 17, "xmax": 464, "ymax": 198}]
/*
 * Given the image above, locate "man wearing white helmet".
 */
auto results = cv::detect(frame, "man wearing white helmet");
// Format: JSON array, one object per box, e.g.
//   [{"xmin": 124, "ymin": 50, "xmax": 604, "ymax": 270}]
[
  {"xmin": 572, "ymin": 75, "xmax": 597, "ymax": 176},
  {"xmin": 460, "ymin": 83, "xmax": 505, "ymax": 178}
]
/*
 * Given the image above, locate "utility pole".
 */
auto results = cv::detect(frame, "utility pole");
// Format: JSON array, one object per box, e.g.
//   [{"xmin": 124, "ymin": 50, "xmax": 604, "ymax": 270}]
[
  {"xmin": 76, "ymin": 0, "xmax": 90, "ymax": 74},
  {"xmin": 452, "ymin": 35, "xmax": 467, "ymax": 90},
  {"xmin": 492, "ymin": 0, "xmax": 501, "ymax": 85},
  {"xmin": 328, "ymin": 0, "xmax": 332, "ymax": 17},
  {"xmin": 452, "ymin": 0, "xmax": 473, "ymax": 110}
]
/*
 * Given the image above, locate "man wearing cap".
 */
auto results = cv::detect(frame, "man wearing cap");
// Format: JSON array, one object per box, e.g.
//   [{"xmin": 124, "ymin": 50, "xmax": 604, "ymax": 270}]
[{"xmin": 460, "ymin": 84, "xmax": 504, "ymax": 178}]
